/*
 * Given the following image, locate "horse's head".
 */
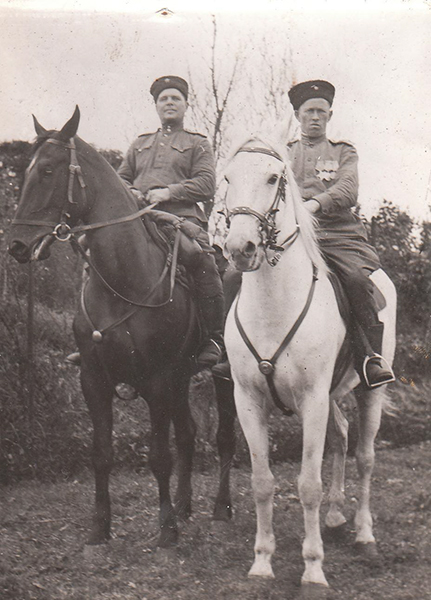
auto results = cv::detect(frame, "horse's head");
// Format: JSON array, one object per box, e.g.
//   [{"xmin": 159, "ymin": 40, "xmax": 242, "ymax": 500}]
[
  {"xmin": 223, "ymin": 138, "xmax": 299, "ymax": 272},
  {"xmin": 8, "ymin": 106, "xmax": 83, "ymax": 263}
]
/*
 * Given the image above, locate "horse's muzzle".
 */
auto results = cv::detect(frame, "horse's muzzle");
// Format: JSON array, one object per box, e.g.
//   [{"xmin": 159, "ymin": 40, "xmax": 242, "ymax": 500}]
[
  {"xmin": 224, "ymin": 240, "xmax": 264, "ymax": 272},
  {"xmin": 8, "ymin": 234, "xmax": 54, "ymax": 263}
]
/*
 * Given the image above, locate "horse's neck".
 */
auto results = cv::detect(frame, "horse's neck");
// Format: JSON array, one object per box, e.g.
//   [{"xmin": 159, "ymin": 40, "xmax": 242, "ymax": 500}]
[
  {"xmin": 241, "ymin": 238, "xmax": 314, "ymax": 319},
  {"xmin": 81, "ymin": 150, "xmax": 162, "ymax": 293}
]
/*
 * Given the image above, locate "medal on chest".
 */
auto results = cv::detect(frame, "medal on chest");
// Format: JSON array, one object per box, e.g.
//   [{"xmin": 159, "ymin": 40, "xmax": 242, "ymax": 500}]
[{"xmin": 315, "ymin": 160, "xmax": 339, "ymax": 182}]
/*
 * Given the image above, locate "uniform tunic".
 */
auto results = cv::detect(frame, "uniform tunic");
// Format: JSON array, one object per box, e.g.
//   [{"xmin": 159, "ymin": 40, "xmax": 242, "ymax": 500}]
[
  {"xmin": 287, "ymin": 134, "xmax": 381, "ymax": 328},
  {"xmin": 117, "ymin": 126, "xmax": 216, "ymax": 226},
  {"xmin": 117, "ymin": 125, "xmax": 222, "ymax": 299}
]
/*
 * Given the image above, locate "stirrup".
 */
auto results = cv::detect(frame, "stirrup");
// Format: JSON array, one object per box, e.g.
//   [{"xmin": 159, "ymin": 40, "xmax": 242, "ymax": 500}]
[{"xmin": 362, "ymin": 354, "xmax": 395, "ymax": 389}]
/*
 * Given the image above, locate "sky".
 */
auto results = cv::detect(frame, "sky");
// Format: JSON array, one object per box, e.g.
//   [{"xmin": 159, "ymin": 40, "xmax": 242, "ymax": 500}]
[{"xmin": 1, "ymin": 0, "xmax": 431, "ymax": 220}]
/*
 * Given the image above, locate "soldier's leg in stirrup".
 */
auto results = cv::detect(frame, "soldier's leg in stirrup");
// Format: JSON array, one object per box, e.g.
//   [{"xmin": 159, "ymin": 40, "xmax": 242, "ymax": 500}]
[
  {"xmin": 349, "ymin": 277, "xmax": 395, "ymax": 389},
  {"xmin": 357, "ymin": 321, "xmax": 395, "ymax": 389},
  {"xmin": 191, "ymin": 250, "xmax": 224, "ymax": 368},
  {"xmin": 212, "ymin": 264, "xmax": 242, "ymax": 381},
  {"xmin": 177, "ymin": 224, "xmax": 225, "ymax": 368}
]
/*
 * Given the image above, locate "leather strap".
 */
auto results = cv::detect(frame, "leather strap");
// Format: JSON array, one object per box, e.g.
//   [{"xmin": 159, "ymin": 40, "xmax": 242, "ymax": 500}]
[{"xmin": 233, "ymin": 265, "xmax": 318, "ymax": 415}]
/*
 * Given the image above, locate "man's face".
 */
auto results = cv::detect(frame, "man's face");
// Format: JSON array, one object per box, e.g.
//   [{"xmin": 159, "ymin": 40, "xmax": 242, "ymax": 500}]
[
  {"xmin": 156, "ymin": 88, "xmax": 188, "ymax": 126},
  {"xmin": 295, "ymin": 98, "xmax": 332, "ymax": 139}
]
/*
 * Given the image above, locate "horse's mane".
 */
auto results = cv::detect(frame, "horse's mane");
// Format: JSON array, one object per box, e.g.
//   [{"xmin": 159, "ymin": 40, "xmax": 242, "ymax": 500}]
[{"xmin": 229, "ymin": 136, "xmax": 328, "ymax": 274}]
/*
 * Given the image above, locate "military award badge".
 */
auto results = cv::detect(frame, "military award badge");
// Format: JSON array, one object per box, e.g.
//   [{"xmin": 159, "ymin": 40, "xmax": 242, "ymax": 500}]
[{"xmin": 315, "ymin": 160, "xmax": 339, "ymax": 182}]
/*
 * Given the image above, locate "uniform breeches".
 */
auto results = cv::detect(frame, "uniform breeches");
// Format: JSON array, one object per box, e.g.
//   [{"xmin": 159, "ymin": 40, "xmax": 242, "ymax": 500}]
[
  {"xmin": 319, "ymin": 236, "xmax": 381, "ymax": 329},
  {"xmin": 182, "ymin": 221, "xmax": 223, "ymax": 300}
]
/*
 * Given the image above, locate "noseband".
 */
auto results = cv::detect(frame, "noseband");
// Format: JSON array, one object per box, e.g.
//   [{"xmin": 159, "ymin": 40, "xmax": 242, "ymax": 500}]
[{"xmin": 224, "ymin": 146, "xmax": 300, "ymax": 266}]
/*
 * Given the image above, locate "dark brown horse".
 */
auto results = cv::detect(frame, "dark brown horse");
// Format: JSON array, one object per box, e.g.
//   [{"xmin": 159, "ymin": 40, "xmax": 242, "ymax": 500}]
[{"xmin": 8, "ymin": 106, "xmax": 236, "ymax": 547}]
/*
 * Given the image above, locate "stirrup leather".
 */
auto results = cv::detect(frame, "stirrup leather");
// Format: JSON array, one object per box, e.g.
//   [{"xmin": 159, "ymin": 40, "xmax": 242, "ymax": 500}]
[{"xmin": 362, "ymin": 354, "xmax": 395, "ymax": 389}]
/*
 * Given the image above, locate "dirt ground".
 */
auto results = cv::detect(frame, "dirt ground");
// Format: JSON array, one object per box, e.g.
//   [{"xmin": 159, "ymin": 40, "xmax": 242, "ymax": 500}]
[{"xmin": 0, "ymin": 440, "xmax": 430, "ymax": 600}]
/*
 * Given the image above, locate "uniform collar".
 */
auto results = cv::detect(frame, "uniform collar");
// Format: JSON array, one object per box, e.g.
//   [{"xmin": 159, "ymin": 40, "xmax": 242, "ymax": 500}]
[
  {"xmin": 160, "ymin": 122, "xmax": 184, "ymax": 134},
  {"xmin": 301, "ymin": 132, "xmax": 327, "ymax": 146}
]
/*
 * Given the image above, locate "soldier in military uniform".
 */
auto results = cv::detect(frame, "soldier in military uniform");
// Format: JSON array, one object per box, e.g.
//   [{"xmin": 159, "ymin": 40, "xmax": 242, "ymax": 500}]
[
  {"xmin": 213, "ymin": 79, "xmax": 394, "ymax": 389},
  {"xmin": 116, "ymin": 75, "xmax": 224, "ymax": 369},
  {"xmin": 287, "ymin": 79, "xmax": 394, "ymax": 388}
]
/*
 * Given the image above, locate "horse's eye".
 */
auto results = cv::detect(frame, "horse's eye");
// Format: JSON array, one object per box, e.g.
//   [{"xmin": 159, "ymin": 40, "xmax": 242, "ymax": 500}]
[
  {"xmin": 224, "ymin": 175, "xmax": 230, "ymax": 184},
  {"xmin": 43, "ymin": 168, "xmax": 53, "ymax": 178},
  {"xmin": 268, "ymin": 175, "xmax": 278, "ymax": 185}
]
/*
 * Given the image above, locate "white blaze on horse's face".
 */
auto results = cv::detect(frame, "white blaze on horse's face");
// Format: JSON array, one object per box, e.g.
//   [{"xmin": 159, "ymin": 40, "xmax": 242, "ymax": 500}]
[{"xmin": 224, "ymin": 150, "xmax": 286, "ymax": 272}]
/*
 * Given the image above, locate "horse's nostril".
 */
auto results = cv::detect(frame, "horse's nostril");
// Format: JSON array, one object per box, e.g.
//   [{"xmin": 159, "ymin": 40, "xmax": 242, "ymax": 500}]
[
  {"xmin": 8, "ymin": 240, "xmax": 29, "ymax": 262},
  {"xmin": 243, "ymin": 241, "xmax": 256, "ymax": 258}
]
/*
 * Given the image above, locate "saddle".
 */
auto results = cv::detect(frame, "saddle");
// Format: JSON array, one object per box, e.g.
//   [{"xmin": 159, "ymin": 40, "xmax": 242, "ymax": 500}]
[
  {"xmin": 141, "ymin": 211, "xmax": 202, "ymax": 291},
  {"xmin": 329, "ymin": 272, "xmax": 386, "ymax": 392}
]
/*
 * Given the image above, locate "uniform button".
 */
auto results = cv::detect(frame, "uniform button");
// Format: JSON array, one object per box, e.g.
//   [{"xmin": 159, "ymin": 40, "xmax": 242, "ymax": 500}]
[{"xmin": 160, "ymin": 142, "xmax": 164, "ymax": 146}]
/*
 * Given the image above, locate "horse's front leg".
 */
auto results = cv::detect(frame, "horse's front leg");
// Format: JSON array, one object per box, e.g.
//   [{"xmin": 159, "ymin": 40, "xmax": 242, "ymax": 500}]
[
  {"xmin": 171, "ymin": 367, "xmax": 196, "ymax": 522},
  {"xmin": 353, "ymin": 386, "xmax": 384, "ymax": 558},
  {"xmin": 235, "ymin": 385, "xmax": 275, "ymax": 579},
  {"xmin": 299, "ymin": 392, "xmax": 330, "ymax": 589},
  {"xmin": 213, "ymin": 376, "xmax": 236, "ymax": 521},
  {"xmin": 81, "ymin": 362, "xmax": 115, "ymax": 545}
]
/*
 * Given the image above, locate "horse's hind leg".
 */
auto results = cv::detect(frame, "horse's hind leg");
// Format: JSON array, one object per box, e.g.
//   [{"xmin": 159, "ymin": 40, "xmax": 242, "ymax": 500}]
[
  {"xmin": 353, "ymin": 386, "xmax": 383, "ymax": 556},
  {"xmin": 171, "ymin": 368, "xmax": 196, "ymax": 522},
  {"xmin": 81, "ymin": 364, "xmax": 115, "ymax": 545},
  {"xmin": 325, "ymin": 398, "xmax": 348, "ymax": 533},
  {"xmin": 147, "ymin": 375, "xmax": 178, "ymax": 548},
  {"xmin": 213, "ymin": 376, "xmax": 236, "ymax": 521}
]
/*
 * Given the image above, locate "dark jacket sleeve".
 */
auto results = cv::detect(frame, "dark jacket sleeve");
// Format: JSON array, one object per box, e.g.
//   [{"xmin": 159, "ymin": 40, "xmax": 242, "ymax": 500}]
[
  {"xmin": 314, "ymin": 144, "xmax": 359, "ymax": 214},
  {"xmin": 167, "ymin": 137, "xmax": 216, "ymax": 204}
]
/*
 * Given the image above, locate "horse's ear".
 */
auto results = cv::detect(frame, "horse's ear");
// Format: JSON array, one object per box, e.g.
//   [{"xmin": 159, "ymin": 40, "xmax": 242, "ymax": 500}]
[
  {"xmin": 32, "ymin": 115, "xmax": 48, "ymax": 137},
  {"xmin": 59, "ymin": 105, "xmax": 80, "ymax": 141}
]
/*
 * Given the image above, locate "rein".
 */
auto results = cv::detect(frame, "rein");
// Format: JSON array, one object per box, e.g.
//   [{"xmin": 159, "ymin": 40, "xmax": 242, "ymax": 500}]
[{"xmin": 234, "ymin": 265, "xmax": 318, "ymax": 416}]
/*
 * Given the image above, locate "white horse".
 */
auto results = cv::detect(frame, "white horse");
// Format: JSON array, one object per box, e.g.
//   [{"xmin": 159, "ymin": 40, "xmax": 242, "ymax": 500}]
[{"xmin": 222, "ymin": 137, "xmax": 396, "ymax": 596}]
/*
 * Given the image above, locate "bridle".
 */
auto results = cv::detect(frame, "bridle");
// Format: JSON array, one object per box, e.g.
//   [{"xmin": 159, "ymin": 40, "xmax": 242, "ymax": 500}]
[
  {"xmin": 11, "ymin": 136, "xmax": 183, "ymax": 325},
  {"xmin": 13, "ymin": 137, "xmax": 158, "ymax": 242},
  {"xmin": 224, "ymin": 145, "xmax": 300, "ymax": 267}
]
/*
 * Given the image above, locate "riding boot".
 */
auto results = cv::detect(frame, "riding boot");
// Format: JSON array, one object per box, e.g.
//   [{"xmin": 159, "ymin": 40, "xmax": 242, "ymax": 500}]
[
  {"xmin": 212, "ymin": 265, "xmax": 242, "ymax": 381},
  {"xmin": 356, "ymin": 322, "xmax": 395, "ymax": 389},
  {"xmin": 197, "ymin": 294, "xmax": 225, "ymax": 368}
]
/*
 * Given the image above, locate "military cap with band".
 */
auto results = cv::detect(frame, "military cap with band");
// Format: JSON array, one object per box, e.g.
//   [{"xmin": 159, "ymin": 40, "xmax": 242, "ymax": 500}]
[
  {"xmin": 150, "ymin": 76, "xmax": 189, "ymax": 102},
  {"xmin": 288, "ymin": 80, "xmax": 335, "ymax": 111}
]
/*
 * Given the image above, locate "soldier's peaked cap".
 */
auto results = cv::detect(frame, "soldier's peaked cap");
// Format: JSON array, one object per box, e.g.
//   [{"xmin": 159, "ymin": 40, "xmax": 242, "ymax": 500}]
[
  {"xmin": 288, "ymin": 80, "xmax": 335, "ymax": 111},
  {"xmin": 150, "ymin": 76, "xmax": 189, "ymax": 101}
]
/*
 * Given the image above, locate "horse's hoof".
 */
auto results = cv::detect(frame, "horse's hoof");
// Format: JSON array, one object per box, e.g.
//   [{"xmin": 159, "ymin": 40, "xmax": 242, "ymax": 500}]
[
  {"xmin": 354, "ymin": 541, "xmax": 379, "ymax": 560},
  {"xmin": 322, "ymin": 522, "xmax": 348, "ymax": 543},
  {"xmin": 248, "ymin": 565, "xmax": 275, "ymax": 579},
  {"xmin": 299, "ymin": 582, "xmax": 331, "ymax": 600},
  {"xmin": 213, "ymin": 504, "xmax": 233, "ymax": 521},
  {"xmin": 158, "ymin": 526, "xmax": 179, "ymax": 549},
  {"xmin": 86, "ymin": 530, "xmax": 110, "ymax": 546},
  {"xmin": 248, "ymin": 571, "xmax": 275, "ymax": 580}
]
